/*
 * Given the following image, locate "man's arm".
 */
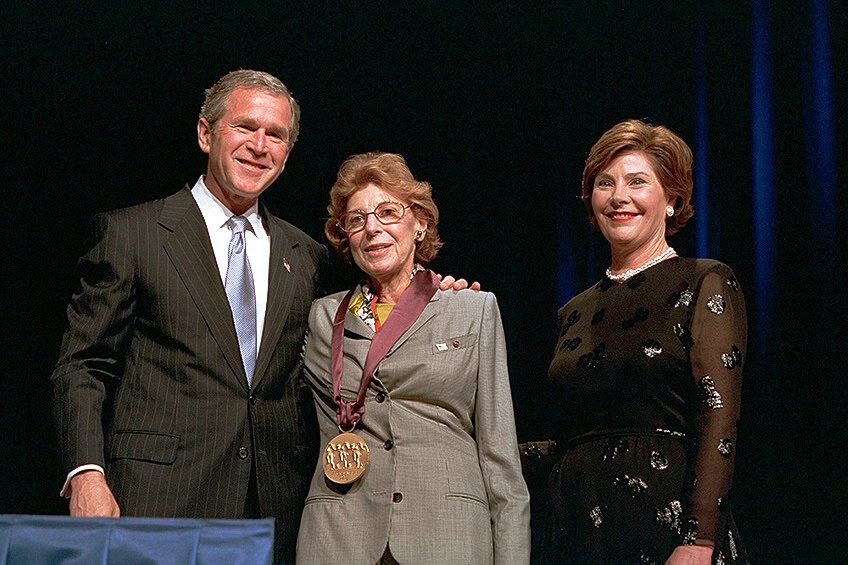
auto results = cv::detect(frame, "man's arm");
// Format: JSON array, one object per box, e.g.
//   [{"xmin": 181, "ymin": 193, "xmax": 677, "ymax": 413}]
[{"xmin": 51, "ymin": 211, "xmax": 137, "ymax": 515}]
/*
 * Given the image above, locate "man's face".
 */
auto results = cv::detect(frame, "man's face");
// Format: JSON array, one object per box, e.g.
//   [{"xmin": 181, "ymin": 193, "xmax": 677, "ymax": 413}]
[{"xmin": 198, "ymin": 87, "xmax": 294, "ymax": 213}]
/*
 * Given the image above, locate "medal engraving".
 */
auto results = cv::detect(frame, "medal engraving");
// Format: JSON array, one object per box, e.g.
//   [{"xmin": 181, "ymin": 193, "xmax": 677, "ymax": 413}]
[{"xmin": 323, "ymin": 432, "xmax": 370, "ymax": 484}]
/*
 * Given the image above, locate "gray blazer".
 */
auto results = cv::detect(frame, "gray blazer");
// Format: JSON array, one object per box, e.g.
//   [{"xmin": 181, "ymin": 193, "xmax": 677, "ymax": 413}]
[{"xmin": 296, "ymin": 287, "xmax": 530, "ymax": 564}]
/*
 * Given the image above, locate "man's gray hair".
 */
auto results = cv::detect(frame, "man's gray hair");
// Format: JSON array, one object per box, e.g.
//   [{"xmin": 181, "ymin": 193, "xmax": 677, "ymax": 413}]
[{"xmin": 199, "ymin": 69, "xmax": 301, "ymax": 145}]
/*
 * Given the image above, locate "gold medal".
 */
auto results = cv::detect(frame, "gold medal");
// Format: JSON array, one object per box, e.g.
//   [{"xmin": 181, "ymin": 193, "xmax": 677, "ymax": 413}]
[{"xmin": 322, "ymin": 431, "xmax": 370, "ymax": 484}]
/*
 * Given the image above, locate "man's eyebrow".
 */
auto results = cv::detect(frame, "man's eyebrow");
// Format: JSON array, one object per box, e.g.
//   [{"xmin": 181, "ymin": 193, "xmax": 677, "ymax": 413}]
[{"xmin": 230, "ymin": 117, "xmax": 289, "ymax": 135}]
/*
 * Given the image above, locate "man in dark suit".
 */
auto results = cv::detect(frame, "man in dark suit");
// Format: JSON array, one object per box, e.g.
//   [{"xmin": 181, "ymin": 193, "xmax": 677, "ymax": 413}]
[{"xmin": 50, "ymin": 70, "xmax": 327, "ymax": 563}]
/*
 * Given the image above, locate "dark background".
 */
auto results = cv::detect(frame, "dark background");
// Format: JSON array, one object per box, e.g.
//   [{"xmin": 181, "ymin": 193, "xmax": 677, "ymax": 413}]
[{"xmin": 3, "ymin": 1, "xmax": 845, "ymax": 562}]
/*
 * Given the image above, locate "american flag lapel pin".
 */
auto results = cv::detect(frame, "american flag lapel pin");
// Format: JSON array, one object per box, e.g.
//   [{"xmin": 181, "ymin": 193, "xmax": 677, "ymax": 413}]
[{"xmin": 283, "ymin": 258, "xmax": 291, "ymax": 272}]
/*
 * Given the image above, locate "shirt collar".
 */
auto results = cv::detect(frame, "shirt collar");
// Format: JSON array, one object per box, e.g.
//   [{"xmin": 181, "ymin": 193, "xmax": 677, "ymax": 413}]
[{"xmin": 191, "ymin": 176, "xmax": 262, "ymax": 233}]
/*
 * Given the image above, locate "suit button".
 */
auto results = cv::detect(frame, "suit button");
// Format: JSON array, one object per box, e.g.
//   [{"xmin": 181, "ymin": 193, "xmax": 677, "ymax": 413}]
[
  {"xmin": 375, "ymin": 392, "xmax": 386, "ymax": 403},
  {"xmin": 238, "ymin": 447, "xmax": 249, "ymax": 459},
  {"xmin": 393, "ymin": 492, "xmax": 403, "ymax": 503},
  {"xmin": 249, "ymin": 395, "xmax": 258, "ymax": 405},
  {"xmin": 383, "ymin": 440, "xmax": 393, "ymax": 450}
]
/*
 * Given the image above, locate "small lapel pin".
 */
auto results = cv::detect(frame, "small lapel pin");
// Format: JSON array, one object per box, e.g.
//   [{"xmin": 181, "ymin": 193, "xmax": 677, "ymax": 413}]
[
  {"xmin": 283, "ymin": 259, "xmax": 291, "ymax": 272},
  {"xmin": 435, "ymin": 343, "xmax": 448, "ymax": 352}
]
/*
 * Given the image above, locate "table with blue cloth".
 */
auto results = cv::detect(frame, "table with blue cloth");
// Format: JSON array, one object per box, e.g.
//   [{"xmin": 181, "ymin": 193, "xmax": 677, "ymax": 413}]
[{"xmin": 0, "ymin": 514, "xmax": 274, "ymax": 564}]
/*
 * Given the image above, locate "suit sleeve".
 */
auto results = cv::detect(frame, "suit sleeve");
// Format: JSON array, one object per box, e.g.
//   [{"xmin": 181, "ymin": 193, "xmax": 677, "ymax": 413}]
[
  {"xmin": 474, "ymin": 292, "xmax": 531, "ymax": 564},
  {"xmin": 51, "ymin": 212, "xmax": 137, "ymax": 474}
]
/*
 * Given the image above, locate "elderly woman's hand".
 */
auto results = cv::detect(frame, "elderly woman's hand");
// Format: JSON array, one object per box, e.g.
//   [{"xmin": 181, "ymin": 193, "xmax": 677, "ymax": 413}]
[{"xmin": 436, "ymin": 274, "xmax": 481, "ymax": 291}]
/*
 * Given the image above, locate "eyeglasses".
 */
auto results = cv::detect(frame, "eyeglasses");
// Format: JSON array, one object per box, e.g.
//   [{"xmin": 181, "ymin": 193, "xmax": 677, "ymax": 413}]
[{"xmin": 337, "ymin": 201, "xmax": 411, "ymax": 234}]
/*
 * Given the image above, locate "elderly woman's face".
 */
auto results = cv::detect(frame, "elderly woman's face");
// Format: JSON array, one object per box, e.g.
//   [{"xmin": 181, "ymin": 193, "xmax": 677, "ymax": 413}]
[
  {"xmin": 591, "ymin": 151, "xmax": 674, "ymax": 253},
  {"xmin": 345, "ymin": 183, "xmax": 426, "ymax": 284}
]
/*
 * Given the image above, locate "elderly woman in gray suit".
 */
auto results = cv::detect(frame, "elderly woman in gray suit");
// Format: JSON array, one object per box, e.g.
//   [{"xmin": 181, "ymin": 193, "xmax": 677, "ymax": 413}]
[{"xmin": 296, "ymin": 152, "xmax": 530, "ymax": 564}]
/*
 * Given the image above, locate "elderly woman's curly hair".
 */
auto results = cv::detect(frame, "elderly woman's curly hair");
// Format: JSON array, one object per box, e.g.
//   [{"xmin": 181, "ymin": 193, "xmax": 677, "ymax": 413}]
[{"xmin": 325, "ymin": 152, "xmax": 443, "ymax": 265}]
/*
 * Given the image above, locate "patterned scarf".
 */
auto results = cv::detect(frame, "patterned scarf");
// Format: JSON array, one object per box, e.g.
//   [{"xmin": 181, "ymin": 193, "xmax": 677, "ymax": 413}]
[{"xmin": 351, "ymin": 264, "xmax": 425, "ymax": 331}]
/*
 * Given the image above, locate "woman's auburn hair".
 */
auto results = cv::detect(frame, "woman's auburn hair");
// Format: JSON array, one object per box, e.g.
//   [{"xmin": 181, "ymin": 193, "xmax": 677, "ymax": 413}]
[{"xmin": 582, "ymin": 119, "xmax": 694, "ymax": 236}]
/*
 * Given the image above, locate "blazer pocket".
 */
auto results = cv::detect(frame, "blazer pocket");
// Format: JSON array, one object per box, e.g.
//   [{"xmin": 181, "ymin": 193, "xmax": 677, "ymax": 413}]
[
  {"xmin": 432, "ymin": 333, "xmax": 477, "ymax": 355},
  {"xmin": 107, "ymin": 431, "xmax": 179, "ymax": 465},
  {"xmin": 445, "ymin": 460, "xmax": 488, "ymax": 508},
  {"xmin": 445, "ymin": 492, "xmax": 489, "ymax": 508},
  {"xmin": 304, "ymin": 494, "xmax": 343, "ymax": 505}
]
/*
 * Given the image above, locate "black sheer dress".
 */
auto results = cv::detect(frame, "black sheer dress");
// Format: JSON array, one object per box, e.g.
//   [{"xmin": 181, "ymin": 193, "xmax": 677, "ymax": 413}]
[{"xmin": 541, "ymin": 258, "xmax": 748, "ymax": 564}]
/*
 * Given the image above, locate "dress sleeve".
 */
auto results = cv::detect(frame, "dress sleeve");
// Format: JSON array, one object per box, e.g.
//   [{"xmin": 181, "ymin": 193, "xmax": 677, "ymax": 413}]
[
  {"xmin": 686, "ymin": 265, "xmax": 747, "ymax": 542},
  {"xmin": 474, "ymin": 292, "xmax": 531, "ymax": 564}
]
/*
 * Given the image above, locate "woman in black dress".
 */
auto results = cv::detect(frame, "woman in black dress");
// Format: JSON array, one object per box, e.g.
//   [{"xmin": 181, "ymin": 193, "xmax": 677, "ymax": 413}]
[{"xmin": 542, "ymin": 120, "xmax": 747, "ymax": 564}]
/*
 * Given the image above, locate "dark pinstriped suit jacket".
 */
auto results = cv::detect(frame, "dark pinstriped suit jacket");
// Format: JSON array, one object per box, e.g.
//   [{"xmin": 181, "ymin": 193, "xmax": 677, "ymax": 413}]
[{"xmin": 51, "ymin": 186, "xmax": 327, "ymax": 561}]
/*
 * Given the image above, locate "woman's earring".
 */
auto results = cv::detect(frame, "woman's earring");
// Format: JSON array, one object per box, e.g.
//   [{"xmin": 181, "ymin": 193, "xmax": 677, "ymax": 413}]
[
  {"xmin": 416, "ymin": 230, "xmax": 424, "ymax": 240},
  {"xmin": 666, "ymin": 206, "xmax": 674, "ymax": 217}
]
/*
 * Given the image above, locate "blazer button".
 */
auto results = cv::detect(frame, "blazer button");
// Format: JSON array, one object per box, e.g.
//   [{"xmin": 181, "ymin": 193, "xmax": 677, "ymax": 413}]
[
  {"xmin": 383, "ymin": 440, "xmax": 394, "ymax": 450},
  {"xmin": 375, "ymin": 392, "xmax": 386, "ymax": 403},
  {"xmin": 393, "ymin": 492, "xmax": 403, "ymax": 503},
  {"xmin": 238, "ymin": 447, "xmax": 249, "ymax": 459},
  {"xmin": 249, "ymin": 395, "xmax": 258, "ymax": 405}
]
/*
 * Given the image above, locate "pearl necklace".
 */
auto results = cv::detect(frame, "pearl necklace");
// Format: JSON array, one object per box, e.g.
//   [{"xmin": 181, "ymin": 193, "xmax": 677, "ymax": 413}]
[{"xmin": 606, "ymin": 247, "xmax": 676, "ymax": 282}]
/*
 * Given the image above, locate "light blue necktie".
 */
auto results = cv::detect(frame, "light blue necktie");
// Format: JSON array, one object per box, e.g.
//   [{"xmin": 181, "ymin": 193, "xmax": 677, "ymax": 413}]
[{"xmin": 225, "ymin": 216, "xmax": 257, "ymax": 385}]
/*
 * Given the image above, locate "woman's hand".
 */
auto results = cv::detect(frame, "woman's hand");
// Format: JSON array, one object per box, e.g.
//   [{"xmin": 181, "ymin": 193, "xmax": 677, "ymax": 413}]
[{"xmin": 665, "ymin": 544, "xmax": 713, "ymax": 565}]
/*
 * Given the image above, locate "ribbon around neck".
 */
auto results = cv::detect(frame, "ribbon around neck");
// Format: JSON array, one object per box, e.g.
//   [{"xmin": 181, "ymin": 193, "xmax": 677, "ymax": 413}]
[{"xmin": 331, "ymin": 269, "xmax": 439, "ymax": 430}]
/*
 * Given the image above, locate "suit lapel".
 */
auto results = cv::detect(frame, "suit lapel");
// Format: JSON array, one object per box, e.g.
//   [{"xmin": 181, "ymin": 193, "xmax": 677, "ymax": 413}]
[
  {"xmin": 344, "ymin": 311, "xmax": 375, "ymax": 338},
  {"xmin": 386, "ymin": 292, "xmax": 441, "ymax": 355},
  {"xmin": 159, "ymin": 187, "xmax": 248, "ymax": 390},
  {"xmin": 342, "ymin": 284, "xmax": 376, "ymax": 339},
  {"xmin": 253, "ymin": 211, "xmax": 297, "ymax": 388}
]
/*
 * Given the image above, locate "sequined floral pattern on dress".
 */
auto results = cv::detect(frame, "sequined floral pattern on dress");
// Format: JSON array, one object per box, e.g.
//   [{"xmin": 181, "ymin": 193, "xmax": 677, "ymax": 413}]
[
  {"xmin": 697, "ymin": 376, "xmax": 724, "ymax": 409},
  {"xmin": 590, "ymin": 505, "xmax": 603, "ymax": 528},
  {"xmin": 706, "ymin": 294, "xmax": 726, "ymax": 315},
  {"xmin": 721, "ymin": 345, "xmax": 742, "ymax": 369},
  {"xmin": 650, "ymin": 450, "xmax": 669, "ymax": 470}
]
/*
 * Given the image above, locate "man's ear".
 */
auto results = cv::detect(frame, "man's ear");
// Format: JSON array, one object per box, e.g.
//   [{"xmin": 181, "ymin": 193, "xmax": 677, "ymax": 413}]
[
  {"xmin": 197, "ymin": 118, "xmax": 212, "ymax": 154},
  {"xmin": 281, "ymin": 142, "xmax": 293, "ymax": 167}
]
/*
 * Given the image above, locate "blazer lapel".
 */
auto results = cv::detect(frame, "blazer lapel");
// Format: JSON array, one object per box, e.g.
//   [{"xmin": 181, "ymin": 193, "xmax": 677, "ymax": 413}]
[
  {"xmin": 342, "ymin": 284, "xmax": 376, "ymax": 339},
  {"xmin": 386, "ymin": 292, "xmax": 441, "ymax": 356},
  {"xmin": 253, "ymin": 212, "xmax": 298, "ymax": 387},
  {"xmin": 159, "ymin": 187, "xmax": 248, "ymax": 390},
  {"xmin": 344, "ymin": 312, "xmax": 375, "ymax": 339}
]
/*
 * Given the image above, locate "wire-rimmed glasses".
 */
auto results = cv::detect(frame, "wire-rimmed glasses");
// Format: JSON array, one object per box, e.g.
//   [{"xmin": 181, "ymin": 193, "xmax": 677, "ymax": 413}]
[{"xmin": 337, "ymin": 201, "xmax": 411, "ymax": 234}]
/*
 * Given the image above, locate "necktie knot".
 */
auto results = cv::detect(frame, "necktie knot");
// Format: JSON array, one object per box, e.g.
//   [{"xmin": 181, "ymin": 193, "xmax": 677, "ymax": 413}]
[
  {"xmin": 229, "ymin": 215, "xmax": 249, "ymax": 234},
  {"xmin": 228, "ymin": 216, "xmax": 250, "ymax": 254}
]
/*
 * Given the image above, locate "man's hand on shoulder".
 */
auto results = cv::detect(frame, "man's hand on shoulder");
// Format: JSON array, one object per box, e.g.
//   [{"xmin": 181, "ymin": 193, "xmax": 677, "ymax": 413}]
[
  {"xmin": 69, "ymin": 470, "xmax": 121, "ymax": 517},
  {"xmin": 436, "ymin": 274, "xmax": 481, "ymax": 291}
]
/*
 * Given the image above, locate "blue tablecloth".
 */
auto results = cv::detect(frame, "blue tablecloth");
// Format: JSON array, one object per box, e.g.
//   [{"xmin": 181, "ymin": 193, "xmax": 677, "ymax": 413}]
[{"xmin": 0, "ymin": 514, "xmax": 274, "ymax": 564}]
